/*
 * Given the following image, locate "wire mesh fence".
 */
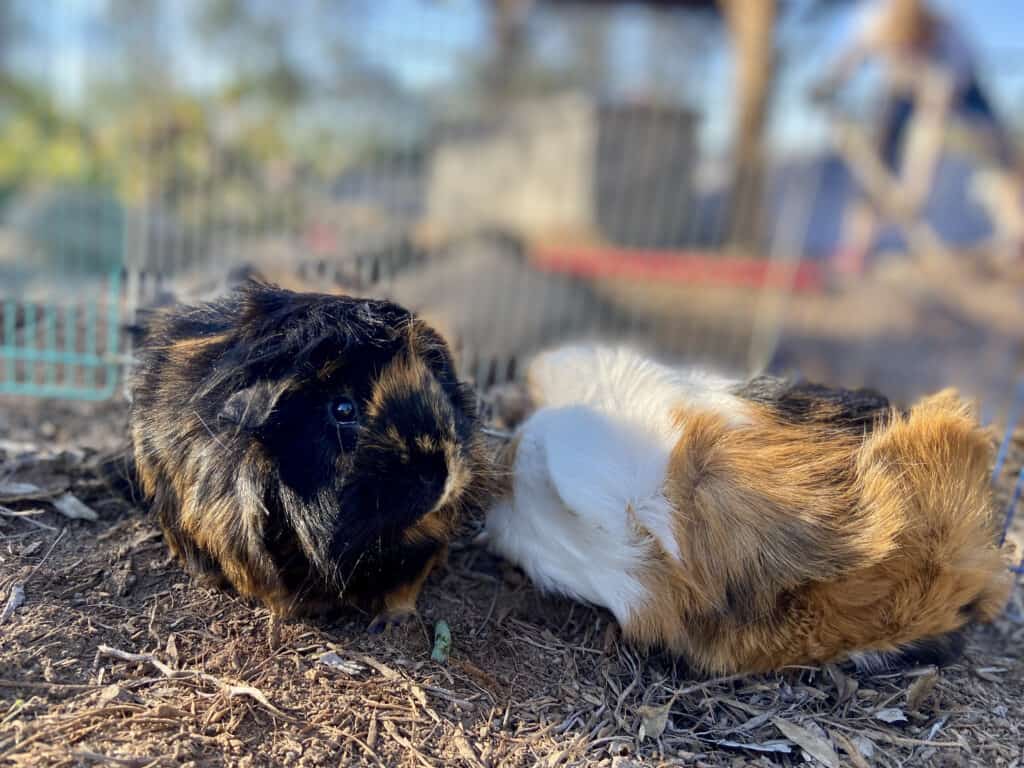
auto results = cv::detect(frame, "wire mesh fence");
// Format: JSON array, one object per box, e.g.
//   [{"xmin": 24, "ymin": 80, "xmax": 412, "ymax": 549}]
[
  {"xmin": 0, "ymin": 0, "xmax": 1021, "ymax": 568},
  {"xmin": 0, "ymin": 1, "xmax": 794, "ymax": 398},
  {"xmin": 0, "ymin": 0, "xmax": 1021, "ymax": 401},
  {"xmin": 0, "ymin": 186, "xmax": 123, "ymax": 398}
]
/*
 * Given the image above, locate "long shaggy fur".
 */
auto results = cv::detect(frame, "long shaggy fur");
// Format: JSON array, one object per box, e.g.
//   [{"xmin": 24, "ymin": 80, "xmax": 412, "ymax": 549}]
[
  {"xmin": 127, "ymin": 281, "xmax": 490, "ymax": 621},
  {"xmin": 485, "ymin": 344, "xmax": 1013, "ymax": 675}
]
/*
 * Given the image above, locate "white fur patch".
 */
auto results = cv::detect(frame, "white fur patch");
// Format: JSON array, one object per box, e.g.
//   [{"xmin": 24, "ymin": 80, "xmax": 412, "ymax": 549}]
[
  {"xmin": 486, "ymin": 407, "xmax": 658, "ymax": 624},
  {"xmin": 487, "ymin": 343, "xmax": 752, "ymax": 623},
  {"xmin": 527, "ymin": 344, "xmax": 750, "ymax": 440}
]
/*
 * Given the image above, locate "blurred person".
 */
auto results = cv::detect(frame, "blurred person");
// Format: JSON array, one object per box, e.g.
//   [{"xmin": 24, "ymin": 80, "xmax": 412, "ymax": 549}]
[{"xmin": 812, "ymin": 0, "xmax": 1020, "ymax": 277}]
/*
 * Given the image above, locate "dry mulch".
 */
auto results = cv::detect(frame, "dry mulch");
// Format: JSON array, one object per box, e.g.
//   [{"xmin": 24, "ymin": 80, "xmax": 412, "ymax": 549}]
[{"xmin": 0, "ymin": 396, "xmax": 1022, "ymax": 768}]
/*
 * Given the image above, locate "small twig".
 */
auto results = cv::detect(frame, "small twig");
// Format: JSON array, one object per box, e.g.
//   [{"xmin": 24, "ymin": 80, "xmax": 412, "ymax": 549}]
[
  {"xmin": 70, "ymin": 750, "xmax": 156, "ymax": 767},
  {"xmin": 0, "ymin": 679, "xmax": 98, "ymax": 691},
  {"xmin": 96, "ymin": 645, "xmax": 176, "ymax": 677},
  {"xmin": 26, "ymin": 527, "xmax": 67, "ymax": 583},
  {"xmin": 471, "ymin": 587, "xmax": 500, "ymax": 637},
  {"xmin": 382, "ymin": 719, "xmax": 436, "ymax": 768},
  {"xmin": 94, "ymin": 644, "xmax": 292, "ymax": 720},
  {"xmin": 332, "ymin": 730, "xmax": 387, "ymax": 768},
  {"xmin": 0, "ymin": 506, "xmax": 58, "ymax": 532},
  {"xmin": 826, "ymin": 719, "xmax": 962, "ymax": 749}
]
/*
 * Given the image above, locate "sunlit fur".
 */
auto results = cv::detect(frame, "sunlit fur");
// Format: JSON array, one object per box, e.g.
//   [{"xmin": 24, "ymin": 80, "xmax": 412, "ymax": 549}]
[
  {"xmin": 128, "ymin": 281, "xmax": 490, "ymax": 621},
  {"xmin": 486, "ymin": 344, "xmax": 1013, "ymax": 675}
]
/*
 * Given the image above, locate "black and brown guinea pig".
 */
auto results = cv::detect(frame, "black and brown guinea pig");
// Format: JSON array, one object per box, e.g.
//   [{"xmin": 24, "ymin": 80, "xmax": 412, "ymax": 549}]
[
  {"xmin": 127, "ymin": 281, "xmax": 489, "ymax": 631},
  {"xmin": 485, "ymin": 343, "xmax": 1014, "ymax": 675}
]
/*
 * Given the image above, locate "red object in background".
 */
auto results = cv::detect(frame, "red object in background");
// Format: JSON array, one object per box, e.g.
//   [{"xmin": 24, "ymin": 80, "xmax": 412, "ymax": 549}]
[
  {"xmin": 306, "ymin": 223, "xmax": 337, "ymax": 255},
  {"xmin": 531, "ymin": 243, "xmax": 825, "ymax": 293}
]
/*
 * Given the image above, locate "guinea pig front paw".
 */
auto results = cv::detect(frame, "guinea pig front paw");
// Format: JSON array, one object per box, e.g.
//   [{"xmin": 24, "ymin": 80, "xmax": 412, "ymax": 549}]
[{"xmin": 367, "ymin": 608, "xmax": 416, "ymax": 635}]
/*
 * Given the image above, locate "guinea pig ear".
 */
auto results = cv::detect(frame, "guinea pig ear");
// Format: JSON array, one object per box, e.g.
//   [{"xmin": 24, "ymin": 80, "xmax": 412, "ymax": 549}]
[
  {"xmin": 238, "ymin": 280, "xmax": 290, "ymax": 323},
  {"xmin": 218, "ymin": 381, "xmax": 284, "ymax": 431}
]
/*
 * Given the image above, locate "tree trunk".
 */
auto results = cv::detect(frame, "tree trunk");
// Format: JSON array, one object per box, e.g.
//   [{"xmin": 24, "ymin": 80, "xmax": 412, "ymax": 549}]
[
  {"xmin": 717, "ymin": 0, "xmax": 777, "ymax": 253},
  {"xmin": 490, "ymin": 0, "xmax": 536, "ymax": 102}
]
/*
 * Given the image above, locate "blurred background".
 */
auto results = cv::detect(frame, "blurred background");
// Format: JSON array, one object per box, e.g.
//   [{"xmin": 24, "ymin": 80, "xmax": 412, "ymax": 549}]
[{"xmin": 0, "ymin": 0, "xmax": 1021, "ymax": 410}]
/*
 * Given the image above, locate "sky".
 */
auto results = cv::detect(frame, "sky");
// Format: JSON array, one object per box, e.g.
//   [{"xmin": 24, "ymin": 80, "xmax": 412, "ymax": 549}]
[{"xmin": 13, "ymin": 0, "xmax": 1024, "ymax": 158}]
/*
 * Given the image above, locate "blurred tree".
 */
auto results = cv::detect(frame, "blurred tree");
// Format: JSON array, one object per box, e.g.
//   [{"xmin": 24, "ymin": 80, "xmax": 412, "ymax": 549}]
[
  {"xmin": 194, "ymin": 0, "xmax": 307, "ymax": 109},
  {"xmin": 717, "ymin": 0, "xmax": 776, "ymax": 250},
  {"xmin": 488, "ymin": 0, "xmax": 535, "ymax": 99},
  {"xmin": 0, "ymin": 0, "xmax": 19, "ymax": 72}
]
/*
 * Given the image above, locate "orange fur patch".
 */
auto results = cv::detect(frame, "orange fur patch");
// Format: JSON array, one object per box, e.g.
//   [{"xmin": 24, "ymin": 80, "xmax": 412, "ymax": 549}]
[
  {"xmin": 382, "ymin": 545, "xmax": 448, "ymax": 616},
  {"xmin": 621, "ymin": 390, "xmax": 1013, "ymax": 674}
]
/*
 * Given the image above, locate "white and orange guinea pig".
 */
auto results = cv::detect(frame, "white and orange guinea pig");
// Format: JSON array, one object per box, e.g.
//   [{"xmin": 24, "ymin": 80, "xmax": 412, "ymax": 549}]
[{"xmin": 484, "ymin": 344, "xmax": 1014, "ymax": 675}]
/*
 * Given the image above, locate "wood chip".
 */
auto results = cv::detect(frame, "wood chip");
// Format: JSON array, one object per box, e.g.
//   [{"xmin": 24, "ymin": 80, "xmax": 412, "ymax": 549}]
[
  {"xmin": 874, "ymin": 707, "xmax": 908, "ymax": 724},
  {"xmin": 97, "ymin": 684, "xmax": 124, "ymax": 705},
  {"xmin": 453, "ymin": 729, "xmax": 483, "ymax": 768},
  {"xmin": 638, "ymin": 701, "xmax": 671, "ymax": 741},
  {"xmin": 319, "ymin": 652, "xmax": 365, "ymax": 675}
]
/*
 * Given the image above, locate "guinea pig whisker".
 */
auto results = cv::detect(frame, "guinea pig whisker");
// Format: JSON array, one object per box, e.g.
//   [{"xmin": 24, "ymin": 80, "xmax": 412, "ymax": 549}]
[
  {"xmin": 481, "ymin": 426, "xmax": 514, "ymax": 442},
  {"xmin": 194, "ymin": 408, "xmax": 228, "ymax": 451}
]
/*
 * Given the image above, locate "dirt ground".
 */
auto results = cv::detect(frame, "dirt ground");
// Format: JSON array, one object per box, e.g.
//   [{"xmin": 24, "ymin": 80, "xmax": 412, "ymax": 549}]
[{"xmin": 0, "ymin": 393, "xmax": 1022, "ymax": 768}]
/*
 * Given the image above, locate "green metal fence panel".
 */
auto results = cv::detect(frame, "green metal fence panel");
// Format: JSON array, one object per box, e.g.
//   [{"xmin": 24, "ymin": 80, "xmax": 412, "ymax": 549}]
[{"xmin": 0, "ymin": 186, "xmax": 125, "ymax": 400}]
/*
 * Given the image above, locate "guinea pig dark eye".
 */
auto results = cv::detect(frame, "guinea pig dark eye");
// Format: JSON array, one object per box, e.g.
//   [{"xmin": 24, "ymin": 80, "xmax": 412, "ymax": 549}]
[{"xmin": 330, "ymin": 397, "xmax": 358, "ymax": 425}]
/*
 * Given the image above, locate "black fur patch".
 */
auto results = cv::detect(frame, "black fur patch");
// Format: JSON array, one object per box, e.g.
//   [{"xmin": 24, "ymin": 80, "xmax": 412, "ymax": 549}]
[
  {"xmin": 735, "ymin": 376, "xmax": 893, "ymax": 433},
  {"xmin": 853, "ymin": 629, "xmax": 968, "ymax": 674},
  {"xmin": 890, "ymin": 630, "xmax": 968, "ymax": 668},
  {"xmin": 128, "ymin": 281, "xmax": 483, "ymax": 614}
]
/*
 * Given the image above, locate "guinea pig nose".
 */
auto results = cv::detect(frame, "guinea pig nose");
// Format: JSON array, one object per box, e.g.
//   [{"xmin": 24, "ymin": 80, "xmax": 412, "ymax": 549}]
[{"xmin": 413, "ymin": 453, "xmax": 448, "ymax": 491}]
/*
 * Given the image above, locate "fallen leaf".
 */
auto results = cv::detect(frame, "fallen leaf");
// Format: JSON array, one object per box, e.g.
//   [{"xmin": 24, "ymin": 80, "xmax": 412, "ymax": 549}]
[
  {"xmin": 852, "ymin": 734, "xmax": 876, "ymax": 759},
  {"xmin": 0, "ymin": 482, "xmax": 44, "ymax": 500},
  {"xmin": 832, "ymin": 731, "xmax": 871, "ymax": 768},
  {"xmin": 165, "ymin": 634, "xmax": 179, "ymax": 666},
  {"xmin": 639, "ymin": 701, "xmax": 672, "ymax": 741},
  {"xmin": 0, "ymin": 582, "xmax": 26, "ymax": 624},
  {"xmin": 736, "ymin": 711, "xmax": 774, "ymax": 732},
  {"xmin": 907, "ymin": 669, "xmax": 937, "ymax": 711},
  {"xmin": 771, "ymin": 718, "xmax": 840, "ymax": 768},
  {"xmin": 714, "ymin": 739, "xmax": 792, "ymax": 754},
  {"xmin": 53, "ymin": 493, "xmax": 98, "ymax": 521},
  {"xmin": 874, "ymin": 707, "xmax": 908, "ymax": 724},
  {"xmin": 926, "ymin": 714, "xmax": 949, "ymax": 741},
  {"xmin": 826, "ymin": 663, "xmax": 858, "ymax": 706}
]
